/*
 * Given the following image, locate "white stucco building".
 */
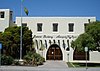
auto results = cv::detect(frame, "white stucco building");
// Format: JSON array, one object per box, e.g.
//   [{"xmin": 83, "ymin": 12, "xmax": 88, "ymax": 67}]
[
  {"xmin": 0, "ymin": 9, "xmax": 15, "ymax": 32},
  {"xmin": 1, "ymin": 9, "xmax": 100, "ymax": 63},
  {"xmin": 16, "ymin": 17, "xmax": 98, "ymax": 62}
]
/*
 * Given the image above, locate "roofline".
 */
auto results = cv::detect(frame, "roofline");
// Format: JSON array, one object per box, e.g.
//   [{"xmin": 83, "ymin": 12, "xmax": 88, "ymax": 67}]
[{"xmin": 16, "ymin": 16, "xmax": 96, "ymax": 19}]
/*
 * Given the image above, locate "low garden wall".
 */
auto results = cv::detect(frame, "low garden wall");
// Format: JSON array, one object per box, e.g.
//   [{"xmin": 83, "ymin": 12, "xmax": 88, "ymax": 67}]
[{"xmin": 90, "ymin": 51, "xmax": 100, "ymax": 63}]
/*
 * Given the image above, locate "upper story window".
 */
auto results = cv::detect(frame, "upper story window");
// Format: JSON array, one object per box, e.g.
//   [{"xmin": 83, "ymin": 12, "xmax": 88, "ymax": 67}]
[
  {"xmin": 37, "ymin": 23, "xmax": 43, "ymax": 32},
  {"xmin": 22, "ymin": 23, "xmax": 27, "ymax": 27},
  {"xmin": 10, "ymin": 11, "xmax": 13, "ymax": 20},
  {"xmin": 84, "ymin": 23, "xmax": 88, "ymax": 31},
  {"xmin": 68, "ymin": 23, "xmax": 74, "ymax": 32},
  {"xmin": 0, "ymin": 12, "xmax": 5, "ymax": 18},
  {"xmin": 88, "ymin": 19, "xmax": 90, "ymax": 23},
  {"xmin": 53, "ymin": 23, "xmax": 58, "ymax": 32}
]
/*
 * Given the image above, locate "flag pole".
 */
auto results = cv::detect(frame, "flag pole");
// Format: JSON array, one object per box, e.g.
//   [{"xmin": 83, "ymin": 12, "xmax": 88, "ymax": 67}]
[{"xmin": 19, "ymin": 0, "xmax": 23, "ymax": 61}]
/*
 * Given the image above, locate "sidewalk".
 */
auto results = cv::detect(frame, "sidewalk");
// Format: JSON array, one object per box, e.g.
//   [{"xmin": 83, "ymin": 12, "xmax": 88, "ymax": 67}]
[
  {"xmin": 38, "ymin": 60, "xmax": 68, "ymax": 68},
  {"xmin": 0, "ymin": 61, "xmax": 100, "ymax": 71}
]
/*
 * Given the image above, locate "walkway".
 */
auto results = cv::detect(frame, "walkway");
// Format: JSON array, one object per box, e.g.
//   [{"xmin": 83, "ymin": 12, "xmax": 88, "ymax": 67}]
[
  {"xmin": 0, "ymin": 61, "xmax": 100, "ymax": 71},
  {"xmin": 38, "ymin": 60, "xmax": 68, "ymax": 68}
]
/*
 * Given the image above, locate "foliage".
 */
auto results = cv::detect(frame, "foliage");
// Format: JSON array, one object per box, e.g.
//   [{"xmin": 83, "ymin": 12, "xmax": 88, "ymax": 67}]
[
  {"xmin": 71, "ymin": 21, "xmax": 100, "ymax": 51},
  {"xmin": 86, "ymin": 21, "xmax": 100, "ymax": 48},
  {"xmin": 71, "ymin": 33, "xmax": 96, "ymax": 52},
  {"xmin": 72, "ymin": 63, "xmax": 100, "ymax": 67},
  {"xmin": 1, "ymin": 54, "xmax": 14, "ymax": 65},
  {"xmin": 13, "ymin": 60, "xmax": 20, "ymax": 65},
  {"xmin": 0, "ymin": 26, "xmax": 33, "ymax": 58},
  {"xmin": 67, "ymin": 62, "xmax": 75, "ymax": 67},
  {"xmin": 24, "ymin": 51, "xmax": 45, "ymax": 66}
]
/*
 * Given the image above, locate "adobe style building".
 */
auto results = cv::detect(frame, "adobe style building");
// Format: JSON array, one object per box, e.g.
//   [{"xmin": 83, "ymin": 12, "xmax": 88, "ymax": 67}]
[
  {"xmin": 0, "ymin": 9, "xmax": 15, "ymax": 32},
  {"xmin": 16, "ymin": 17, "xmax": 98, "ymax": 62},
  {"xmin": 1, "ymin": 9, "xmax": 100, "ymax": 62}
]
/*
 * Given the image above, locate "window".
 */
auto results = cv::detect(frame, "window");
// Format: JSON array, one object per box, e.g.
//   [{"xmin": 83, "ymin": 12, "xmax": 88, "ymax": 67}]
[
  {"xmin": 63, "ymin": 40, "xmax": 66, "ymax": 49},
  {"xmin": 40, "ymin": 40, "xmax": 42, "ymax": 45},
  {"xmin": 84, "ymin": 23, "xmax": 88, "ymax": 31},
  {"xmin": 0, "ymin": 12, "xmax": 5, "ymax": 18},
  {"xmin": 58, "ymin": 40, "xmax": 60, "ymax": 46},
  {"xmin": 10, "ymin": 11, "xmax": 13, "ymax": 20},
  {"xmin": 53, "ymin": 40, "xmax": 56, "ymax": 44},
  {"xmin": 53, "ymin": 23, "xmax": 58, "ymax": 32},
  {"xmin": 88, "ymin": 19, "xmax": 90, "ymax": 23},
  {"xmin": 35, "ymin": 40, "xmax": 38, "ymax": 49},
  {"xmin": 49, "ymin": 40, "xmax": 51, "ymax": 45},
  {"xmin": 37, "ymin": 23, "xmax": 43, "ymax": 32},
  {"xmin": 68, "ymin": 23, "xmax": 74, "ymax": 32},
  {"xmin": 66, "ymin": 40, "xmax": 70, "ymax": 51},
  {"xmin": 22, "ymin": 23, "xmax": 27, "ymax": 27},
  {"xmin": 45, "ymin": 40, "xmax": 47, "ymax": 48}
]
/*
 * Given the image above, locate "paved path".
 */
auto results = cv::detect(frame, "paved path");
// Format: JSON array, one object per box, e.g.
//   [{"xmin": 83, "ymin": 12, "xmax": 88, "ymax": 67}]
[
  {"xmin": 38, "ymin": 60, "xmax": 68, "ymax": 68},
  {"xmin": 0, "ymin": 60, "xmax": 100, "ymax": 71}
]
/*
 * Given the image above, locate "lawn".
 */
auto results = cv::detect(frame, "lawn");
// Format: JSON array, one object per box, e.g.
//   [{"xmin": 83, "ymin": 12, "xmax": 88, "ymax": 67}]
[
  {"xmin": 67, "ymin": 62, "xmax": 100, "ymax": 67},
  {"xmin": 67, "ymin": 62, "xmax": 75, "ymax": 67},
  {"xmin": 73, "ymin": 63, "xmax": 100, "ymax": 67}
]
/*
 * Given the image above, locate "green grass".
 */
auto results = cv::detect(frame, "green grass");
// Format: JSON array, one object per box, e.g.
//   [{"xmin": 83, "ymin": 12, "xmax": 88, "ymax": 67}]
[
  {"xmin": 72, "ymin": 63, "xmax": 100, "ymax": 67},
  {"xmin": 67, "ymin": 62, "xmax": 100, "ymax": 67},
  {"xmin": 67, "ymin": 62, "xmax": 75, "ymax": 67}
]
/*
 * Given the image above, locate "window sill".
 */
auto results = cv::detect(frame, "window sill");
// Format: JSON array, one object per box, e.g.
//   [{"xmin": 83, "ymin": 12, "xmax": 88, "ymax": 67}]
[
  {"xmin": 0, "ymin": 18, "xmax": 5, "ymax": 20},
  {"xmin": 68, "ymin": 32, "xmax": 75, "ymax": 34},
  {"xmin": 52, "ymin": 31, "xmax": 59, "ymax": 34},
  {"xmin": 37, "ymin": 31, "xmax": 43, "ymax": 34}
]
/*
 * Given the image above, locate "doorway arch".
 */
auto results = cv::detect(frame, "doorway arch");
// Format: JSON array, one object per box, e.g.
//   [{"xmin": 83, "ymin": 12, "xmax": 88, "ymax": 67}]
[{"xmin": 46, "ymin": 44, "xmax": 63, "ymax": 60}]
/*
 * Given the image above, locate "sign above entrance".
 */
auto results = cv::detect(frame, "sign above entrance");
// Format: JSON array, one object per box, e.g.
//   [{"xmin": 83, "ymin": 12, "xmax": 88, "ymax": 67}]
[{"xmin": 33, "ymin": 35, "xmax": 77, "ymax": 39}]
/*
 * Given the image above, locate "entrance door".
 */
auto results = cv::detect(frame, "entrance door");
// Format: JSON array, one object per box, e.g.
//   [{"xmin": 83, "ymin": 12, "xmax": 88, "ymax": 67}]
[{"xmin": 47, "ymin": 44, "xmax": 63, "ymax": 60}]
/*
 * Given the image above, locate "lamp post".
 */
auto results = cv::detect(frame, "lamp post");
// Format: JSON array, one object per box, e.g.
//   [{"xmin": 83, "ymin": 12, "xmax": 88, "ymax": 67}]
[
  {"xmin": 85, "ymin": 47, "xmax": 88, "ymax": 70},
  {"xmin": 19, "ymin": 0, "xmax": 23, "ymax": 62}
]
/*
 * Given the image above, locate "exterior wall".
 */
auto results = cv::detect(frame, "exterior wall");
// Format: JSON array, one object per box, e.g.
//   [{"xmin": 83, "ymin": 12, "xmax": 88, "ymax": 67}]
[
  {"xmin": 0, "ymin": 9, "xmax": 99, "ymax": 62},
  {"xmin": 16, "ymin": 17, "xmax": 96, "ymax": 62},
  {"xmin": 90, "ymin": 51, "xmax": 100, "ymax": 63},
  {"xmin": 0, "ymin": 9, "xmax": 10, "ymax": 32},
  {"xmin": 0, "ymin": 9, "xmax": 15, "ymax": 32},
  {"xmin": 16, "ymin": 17, "xmax": 96, "ymax": 35}
]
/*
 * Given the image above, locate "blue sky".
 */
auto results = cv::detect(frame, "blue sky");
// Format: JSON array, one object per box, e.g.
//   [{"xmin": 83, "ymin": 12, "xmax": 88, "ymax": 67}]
[{"xmin": 0, "ymin": 0, "xmax": 100, "ymax": 20}]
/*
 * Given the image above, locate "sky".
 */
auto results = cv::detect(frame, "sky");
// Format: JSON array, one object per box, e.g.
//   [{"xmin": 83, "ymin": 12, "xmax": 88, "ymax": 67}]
[{"xmin": 0, "ymin": 0, "xmax": 100, "ymax": 21}]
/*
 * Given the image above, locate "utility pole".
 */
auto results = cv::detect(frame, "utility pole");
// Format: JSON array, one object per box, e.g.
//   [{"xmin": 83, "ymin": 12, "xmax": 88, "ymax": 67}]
[{"xmin": 19, "ymin": 0, "xmax": 23, "ymax": 61}]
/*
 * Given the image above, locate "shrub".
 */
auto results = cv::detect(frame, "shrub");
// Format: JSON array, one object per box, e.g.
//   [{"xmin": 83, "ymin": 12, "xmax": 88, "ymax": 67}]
[
  {"xmin": 13, "ymin": 60, "xmax": 20, "ymax": 65},
  {"xmin": 32, "ymin": 53, "xmax": 45, "ymax": 65},
  {"xmin": 1, "ymin": 54, "xmax": 14, "ymax": 65},
  {"xmin": 24, "ymin": 52, "xmax": 45, "ymax": 66}
]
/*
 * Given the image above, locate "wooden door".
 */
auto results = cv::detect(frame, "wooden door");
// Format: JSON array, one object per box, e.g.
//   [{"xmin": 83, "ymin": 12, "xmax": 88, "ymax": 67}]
[{"xmin": 47, "ymin": 44, "xmax": 62, "ymax": 60}]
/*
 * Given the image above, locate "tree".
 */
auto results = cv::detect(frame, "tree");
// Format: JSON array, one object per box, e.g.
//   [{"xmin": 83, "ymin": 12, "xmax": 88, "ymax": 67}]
[
  {"xmin": 22, "ymin": 27, "xmax": 33, "ymax": 56},
  {"xmin": 0, "ymin": 26, "xmax": 33, "ymax": 58},
  {"xmin": 71, "ymin": 33, "xmax": 95, "ymax": 52},
  {"xmin": 71, "ymin": 21, "xmax": 100, "ymax": 52},
  {"xmin": 86, "ymin": 21, "xmax": 100, "ymax": 48},
  {"xmin": 2, "ymin": 32, "xmax": 13, "ymax": 55}
]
